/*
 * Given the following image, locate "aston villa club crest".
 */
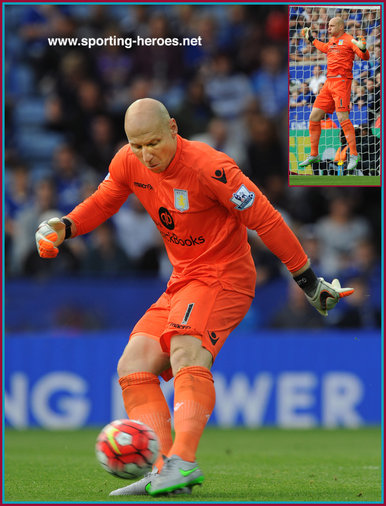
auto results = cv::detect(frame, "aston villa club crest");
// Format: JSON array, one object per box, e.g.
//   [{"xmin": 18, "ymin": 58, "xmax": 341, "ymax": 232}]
[{"xmin": 174, "ymin": 189, "xmax": 189, "ymax": 211}]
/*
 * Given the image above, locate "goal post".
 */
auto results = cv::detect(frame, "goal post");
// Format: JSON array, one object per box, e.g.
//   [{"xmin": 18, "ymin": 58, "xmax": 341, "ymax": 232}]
[{"xmin": 289, "ymin": 5, "xmax": 381, "ymax": 176}]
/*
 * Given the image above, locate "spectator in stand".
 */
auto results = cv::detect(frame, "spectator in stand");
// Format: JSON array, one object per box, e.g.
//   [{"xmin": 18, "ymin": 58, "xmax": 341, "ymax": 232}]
[
  {"xmin": 44, "ymin": 94, "xmax": 72, "ymax": 133},
  {"xmin": 363, "ymin": 10, "xmax": 380, "ymax": 34},
  {"xmin": 72, "ymin": 80, "xmax": 107, "ymax": 149},
  {"xmin": 296, "ymin": 82, "xmax": 314, "ymax": 107},
  {"xmin": 4, "ymin": 163, "xmax": 32, "ymax": 274},
  {"xmin": 315, "ymin": 194, "xmax": 371, "ymax": 276},
  {"xmin": 352, "ymin": 84, "xmax": 367, "ymax": 106},
  {"xmin": 264, "ymin": 8, "xmax": 288, "ymax": 44},
  {"xmin": 5, "ymin": 163, "xmax": 32, "ymax": 227},
  {"xmin": 334, "ymin": 277, "xmax": 380, "ymax": 329},
  {"xmin": 9, "ymin": 178, "xmax": 63, "ymax": 275},
  {"xmin": 369, "ymin": 44, "xmax": 380, "ymax": 72},
  {"xmin": 270, "ymin": 281, "xmax": 325, "ymax": 329},
  {"xmin": 94, "ymin": 28, "xmax": 133, "ymax": 91},
  {"xmin": 173, "ymin": 78, "xmax": 214, "ymax": 139},
  {"xmin": 251, "ymin": 45, "xmax": 287, "ymax": 120},
  {"xmin": 298, "ymin": 224, "xmax": 324, "ymax": 274},
  {"xmin": 289, "ymin": 33, "xmax": 307, "ymax": 61},
  {"xmin": 180, "ymin": 14, "xmax": 220, "ymax": 74},
  {"xmin": 119, "ymin": 5, "xmax": 151, "ymax": 38},
  {"xmin": 289, "ymin": 88, "xmax": 300, "ymax": 108},
  {"xmin": 366, "ymin": 26, "xmax": 380, "ymax": 47},
  {"xmin": 204, "ymin": 51, "xmax": 254, "ymax": 135},
  {"xmin": 127, "ymin": 77, "xmax": 155, "ymax": 105},
  {"xmin": 217, "ymin": 5, "xmax": 252, "ymax": 55},
  {"xmin": 245, "ymin": 113, "xmax": 285, "ymax": 186},
  {"xmin": 18, "ymin": 5, "xmax": 77, "ymax": 83},
  {"xmin": 131, "ymin": 13, "xmax": 184, "ymax": 95},
  {"xmin": 289, "ymin": 84, "xmax": 313, "ymax": 109},
  {"xmin": 190, "ymin": 117, "xmax": 247, "ymax": 167},
  {"xmin": 364, "ymin": 77, "xmax": 378, "ymax": 124},
  {"xmin": 300, "ymin": 28, "xmax": 319, "ymax": 59},
  {"xmin": 352, "ymin": 57, "xmax": 373, "ymax": 83},
  {"xmin": 346, "ymin": 10, "xmax": 362, "ymax": 29},
  {"xmin": 81, "ymin": 115, "xmax": 119, "ymax": 174},
  {"xmin": 52, "ymin": 144, "xmax": 96, "ymax": 215},
  {"xmin": 111, "ymin": 195, "xmax": 164, "ymax": 276},
  {"xmin": 317, "ymin": 8, "xmax": 329, "ymax": 39},
  {"xmin": 343, "ymin": 238, "xmax": 381, "ymax": 289},
  {"xmin": 94, "ymin": 27, "xmax": 134, "ymax": 112},
  {"xmin": 308, "ymin": 64, "xmax": 326, "ymax": 96},
  {"xmin": 77, "ymin": 5, "xmax": 114, "ymax": 38},
  {"xmin": 53, "ymin": 51, "xmax": 95, "ymax": 117},
  {"xmin": 81, "ymin": 221, "xmax": 132, "ymax": 277},
  {"xmin": 302, "ymin": 7, "xmax": 313, "ymax": 24}
]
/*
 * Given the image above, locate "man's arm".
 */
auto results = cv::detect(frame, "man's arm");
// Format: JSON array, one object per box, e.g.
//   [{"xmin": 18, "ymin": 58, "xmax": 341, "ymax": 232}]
[
  {"xmin": 35, "ymin": 175, "xmax": 130, "ymax": 258},
  {"xmin": 351, "ymin": 37, "xmax": 370, "ymax": 60},
  {"xmin": 201, "ymin": 161, "xmax": 354, "ymax": 315},
  {"xmin": 36, "ymin": 150, "xmax": 132, "ymax": 258},
  {"xmin": 302, "ymin": 27, "xmax": 328, "ymax": 53}
]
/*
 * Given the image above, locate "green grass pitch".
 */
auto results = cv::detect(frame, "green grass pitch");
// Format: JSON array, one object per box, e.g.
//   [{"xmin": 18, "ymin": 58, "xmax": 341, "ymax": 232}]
[
  {"xmin": 289, "ymin": 175, "xmax": 381, "ymax": 186},
  {"xmin": 4, "ymin": 427, "xmax": 382, "ymax": 503}
]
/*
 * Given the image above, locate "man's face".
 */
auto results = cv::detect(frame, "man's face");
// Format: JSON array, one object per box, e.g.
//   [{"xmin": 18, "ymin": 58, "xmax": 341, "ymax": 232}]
[
  {"xmin": 126, "ymin": 119, "xmax": 178, "ymax": 173},
  {"xmin": 313, "ymin": 66, "xmax": 321, "ymax": 76},
  {"xmin": 328, "ymin": 19, "xmax": 343, "ymax": 37}
]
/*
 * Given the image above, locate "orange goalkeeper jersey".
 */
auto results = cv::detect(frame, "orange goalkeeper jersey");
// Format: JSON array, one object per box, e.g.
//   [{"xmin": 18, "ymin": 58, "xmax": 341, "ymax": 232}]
[
  {"xmin": 313, "ymin": 32, "xmax": 370, "ymax": 79},
  {"xmin": 67, "ymin": 136, "xmax": 307, "ymax": 296}
]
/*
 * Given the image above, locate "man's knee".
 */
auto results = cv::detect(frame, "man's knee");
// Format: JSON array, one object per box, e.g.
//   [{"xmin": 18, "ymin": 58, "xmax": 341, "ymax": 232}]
[
  {"xmin": 170, "ymin": 335, "xmax": 213, "ymax": 375},
  {"xmin": 117, "ymin": 335, "xmax": 170, "ymax": 378},
  {"xmin": 117, "ymin": 353, "xmax": 131, "ymax": 378},
  {"xmin": 336, "ymin": 111, "xmax": 349, "ymax": 122},
  {"xmin": 117, "ymin": 347, "xmax": 139, "ymax": 378},
  {"xmin": 309, "ymin": 108, "xmax": 325, "ymax": 122}
]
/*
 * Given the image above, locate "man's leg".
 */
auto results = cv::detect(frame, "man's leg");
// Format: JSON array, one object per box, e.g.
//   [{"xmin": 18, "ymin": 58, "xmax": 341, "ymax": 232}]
[
  {"xmin": 117, "ymin": 335, "xmax": 173, "ymax": 470},
  {"xmin": 337, "ymin": 111, "xmax": 360, "ymax": 172},
  {"xmin": 168, "ymin": 335, "xmax": 215, "ymax": 462},
  {"xmin": 110, "ymin": 335, "xmax": 181, "ymax": 496},
  {"xmin": 143, "ymin": 283, "xmax": 252, "ymax": 496},
  {"xmin": 146, "ymin": 335, "xmax": 214, "ymax": 495},
  {"xmin": 299, "ymin": 107, "xmax": 325, "ymax": 167}
]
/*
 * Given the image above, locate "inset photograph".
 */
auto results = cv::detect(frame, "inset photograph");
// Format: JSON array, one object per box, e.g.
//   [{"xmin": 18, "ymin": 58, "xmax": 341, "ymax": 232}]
[{"xmin": 289, "ymin": 6, "xmax": 381, "ymax": 186}]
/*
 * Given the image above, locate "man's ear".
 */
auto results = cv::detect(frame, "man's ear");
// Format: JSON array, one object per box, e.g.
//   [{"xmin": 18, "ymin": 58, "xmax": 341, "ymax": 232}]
[{"xmin": 170, "ymin": 118, "xmax": 178, "ymax": 136}]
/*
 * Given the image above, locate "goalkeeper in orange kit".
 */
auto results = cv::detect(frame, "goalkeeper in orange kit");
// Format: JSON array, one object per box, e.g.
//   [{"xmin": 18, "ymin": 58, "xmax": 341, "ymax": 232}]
[
  {"xmin": 35, "ymin": 98, "xmax": 354, "ymax": 497},
  {"xmin": 300, "ymin": 17, "xmax": 370, "ymax": 173}
]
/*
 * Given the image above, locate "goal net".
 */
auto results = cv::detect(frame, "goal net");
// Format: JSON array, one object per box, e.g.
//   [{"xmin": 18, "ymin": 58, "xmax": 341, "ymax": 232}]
[{"xmin": 289, "ymin": 5, "xmax": 381, "ymax": 175}]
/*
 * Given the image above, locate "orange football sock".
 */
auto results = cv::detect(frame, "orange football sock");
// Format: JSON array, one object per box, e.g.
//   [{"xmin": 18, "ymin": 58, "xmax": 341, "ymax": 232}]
[
  {"xmin": 119, "ymin": 372, "xmax": 172, "ymax": 471},
  {"xmin": 309, "ymin": 121, "xmax": 321, "ymax": 156},
  {"xmin": 340, "ymin": 119, "xmax": 358, "ymax": 156},
  {"xmin": 168, "ymin": 366, "xmax": 216, "ymax": 462}
]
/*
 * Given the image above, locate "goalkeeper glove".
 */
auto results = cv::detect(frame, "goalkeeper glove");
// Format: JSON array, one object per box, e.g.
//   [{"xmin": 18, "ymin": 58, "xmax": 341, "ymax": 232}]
[
  {"xmin": 35, "ymin": 217, "xmax": 70, "ymax": 258},
  {"xmin": 351, "ymin": 36, "xmax": 366, "ymax": 52},
  {"xmin": 302, "ymin": 27, "xmax": 314, "ymax": 43},
  {"xmin": 294, "ymin": 267, "xmax": 354, "ymax": 316}
]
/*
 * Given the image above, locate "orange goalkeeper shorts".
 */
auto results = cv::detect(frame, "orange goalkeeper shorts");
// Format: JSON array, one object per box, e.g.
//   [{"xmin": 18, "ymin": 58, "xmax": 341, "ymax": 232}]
[
  {"xmin": 314, "ymin": 77, "xmax": 352, "ymax": 114},
  {"xmin": 130, "ymin": 279, "xmax": 253, "ymax": 379}
]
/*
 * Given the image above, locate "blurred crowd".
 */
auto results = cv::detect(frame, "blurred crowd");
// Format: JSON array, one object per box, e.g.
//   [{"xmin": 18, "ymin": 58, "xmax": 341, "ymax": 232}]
[{"xmin": 5, "ymin": 5, "xmax": 381, "ymax": 329}]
